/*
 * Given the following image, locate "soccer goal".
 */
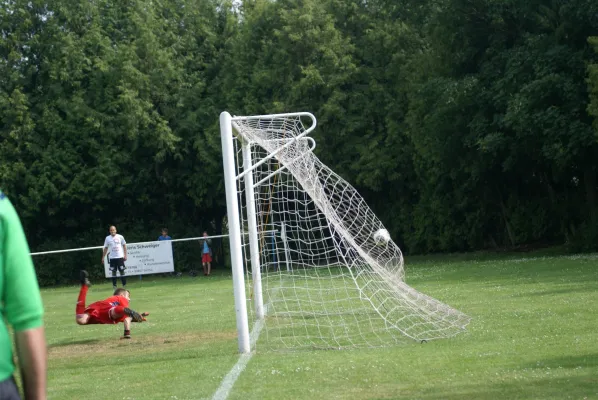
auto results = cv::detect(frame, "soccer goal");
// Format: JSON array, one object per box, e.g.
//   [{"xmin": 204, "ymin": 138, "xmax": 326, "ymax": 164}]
[{"xmin": 219, "ymin": 111, "xmax": 470, "ymax": 353}]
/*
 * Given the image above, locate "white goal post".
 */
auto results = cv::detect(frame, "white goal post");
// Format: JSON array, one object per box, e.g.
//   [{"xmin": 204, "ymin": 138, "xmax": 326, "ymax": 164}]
[{"xmin": 219, "ymin": 111, "xmax": 470, "ymax": 354}]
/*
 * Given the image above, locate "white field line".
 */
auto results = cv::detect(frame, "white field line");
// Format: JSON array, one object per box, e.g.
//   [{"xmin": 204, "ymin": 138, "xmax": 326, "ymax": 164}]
[
  {"xmin": 212, "ymin": 284, "xmax": 282, "ymax": 400},
  {"xmin": 210, "ymin": 320, "xmax": 263, "ymax": 400}
]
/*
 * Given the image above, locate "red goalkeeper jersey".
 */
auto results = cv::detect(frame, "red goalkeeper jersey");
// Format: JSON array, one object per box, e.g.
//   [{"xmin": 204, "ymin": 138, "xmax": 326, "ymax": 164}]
[{"xmin": 85, "ymin": 295, "xmax": 130, "ymax": 325}]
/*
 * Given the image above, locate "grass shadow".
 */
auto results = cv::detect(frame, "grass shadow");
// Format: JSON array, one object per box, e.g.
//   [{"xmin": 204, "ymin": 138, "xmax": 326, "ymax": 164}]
[
  {"xmin": 413, "ymin": 256, "xmax": 598, "ymax": 286},
  {"xmin": 516, "ymin": 286, "xmax": 598, "ymax": 297},
  {"xmin": 49, "ymin": 339, "xmax": 101, "ymax": 348},
  {"xmin": 522, "ymin": 353, "xmax": 598, "ymax": 369},
  {"xmin": 416, "ymin": 375, "xmax": 596, "ymax": 400}
]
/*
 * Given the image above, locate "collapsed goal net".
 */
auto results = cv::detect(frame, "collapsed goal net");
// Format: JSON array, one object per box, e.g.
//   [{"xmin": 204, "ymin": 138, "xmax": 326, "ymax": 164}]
[{"xmin": 220, "ymin": 112, "xmax": 470, "ymax": 352}]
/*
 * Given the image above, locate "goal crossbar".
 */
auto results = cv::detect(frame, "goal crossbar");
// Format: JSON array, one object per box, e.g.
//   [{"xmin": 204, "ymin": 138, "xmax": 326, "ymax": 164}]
[{"xmin": 231, "ymin": 112, "xmax": 316, "ymax": 181}]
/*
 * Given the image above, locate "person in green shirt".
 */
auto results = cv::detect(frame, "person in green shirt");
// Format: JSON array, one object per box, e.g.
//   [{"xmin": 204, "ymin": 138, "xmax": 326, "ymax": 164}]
[{"xmin": 0, "ymin": 190, "xmax": 46, "ymax": 399}]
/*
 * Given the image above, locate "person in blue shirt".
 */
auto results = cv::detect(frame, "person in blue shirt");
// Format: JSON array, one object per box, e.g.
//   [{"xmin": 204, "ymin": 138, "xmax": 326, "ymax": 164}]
[
  {"xmin": 158, "ymin": 228, "xmax": 175, "ymax": 275},
  {"xmin": 199, "ymin": 231, "xmax": 212, "ymax": 276},
  {"xmin": 158, "ymin": 228, "xmax": 171, "ymax": 241}
]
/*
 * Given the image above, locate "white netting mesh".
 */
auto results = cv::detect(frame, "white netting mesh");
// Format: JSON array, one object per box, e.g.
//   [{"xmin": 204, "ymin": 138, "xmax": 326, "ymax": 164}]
[{"xmin": 231, "ymin": 113, "xmax": 470, "ymax": 350}]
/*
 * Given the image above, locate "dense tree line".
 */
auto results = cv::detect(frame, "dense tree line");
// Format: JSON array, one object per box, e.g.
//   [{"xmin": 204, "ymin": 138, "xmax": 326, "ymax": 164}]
[{"xmin": 1, "ymin": 0, "xmax": 597, "ymax": 284}]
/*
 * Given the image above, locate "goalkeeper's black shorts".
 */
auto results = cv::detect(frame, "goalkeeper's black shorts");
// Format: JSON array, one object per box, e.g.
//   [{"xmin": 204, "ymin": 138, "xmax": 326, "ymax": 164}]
[{"xmin": 109, "ymin": 258, "xmax": 126, "ymax": 273}]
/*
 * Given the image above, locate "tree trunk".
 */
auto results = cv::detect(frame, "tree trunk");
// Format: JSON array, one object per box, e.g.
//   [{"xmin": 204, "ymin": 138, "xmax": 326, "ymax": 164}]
[
  {"xmin": 584, "ymin": 168, "xmax": 597, "ymax": 220},
  {"xmin": 496, "ymin": 188, "xmax": 516, "ymax": 247},
  {"xmin": 213, "ymin": 207, "xmax": 227, "ymax": 266}
]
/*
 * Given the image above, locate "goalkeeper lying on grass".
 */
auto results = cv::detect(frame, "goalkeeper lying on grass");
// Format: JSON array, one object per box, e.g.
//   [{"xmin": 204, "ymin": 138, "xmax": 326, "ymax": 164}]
[{"xmin": 75, "ymin": 270, "xmax": 149, "ymax": 339}]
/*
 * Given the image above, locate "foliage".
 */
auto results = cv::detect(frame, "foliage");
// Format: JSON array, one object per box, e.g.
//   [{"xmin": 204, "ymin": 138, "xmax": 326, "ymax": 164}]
[{"xmin": 1, "ymin": 0, "xmax": 598, "ymax": 284}]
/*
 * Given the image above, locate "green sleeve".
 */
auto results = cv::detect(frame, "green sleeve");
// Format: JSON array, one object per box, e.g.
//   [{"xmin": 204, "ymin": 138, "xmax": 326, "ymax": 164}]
[{"xmin": 0, "ymin": 194, "xmax": 44, "ymax": 331}]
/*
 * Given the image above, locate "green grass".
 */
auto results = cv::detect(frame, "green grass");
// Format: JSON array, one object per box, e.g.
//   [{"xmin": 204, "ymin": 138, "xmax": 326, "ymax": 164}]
[{"xmin": 43, "ymin": 252, "xmax": 598, "ymax": 399}]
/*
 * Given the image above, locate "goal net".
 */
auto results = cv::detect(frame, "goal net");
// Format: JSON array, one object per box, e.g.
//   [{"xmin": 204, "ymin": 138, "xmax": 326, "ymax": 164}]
[{"xmin": 220, "ymin": 112, "xmax": 470, "ymax": 351}]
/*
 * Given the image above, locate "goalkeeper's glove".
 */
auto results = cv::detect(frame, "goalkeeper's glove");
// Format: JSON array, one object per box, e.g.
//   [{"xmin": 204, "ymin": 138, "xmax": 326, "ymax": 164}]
[{"xmin": 124, "ymin": 308, "xmax": 148, "ymax": 322}]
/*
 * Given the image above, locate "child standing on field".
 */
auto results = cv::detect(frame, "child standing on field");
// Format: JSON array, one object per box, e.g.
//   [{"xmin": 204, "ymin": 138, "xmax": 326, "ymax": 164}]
[{"xmin": 199, "ymin": 231, "xmax": 212, "ymax": 276}]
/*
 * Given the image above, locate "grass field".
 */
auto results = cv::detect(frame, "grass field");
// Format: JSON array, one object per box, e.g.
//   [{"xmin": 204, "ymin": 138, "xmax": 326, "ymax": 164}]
[{"xmin": 42, "ymin": 251, "xmax": 598, "ymax": 399}]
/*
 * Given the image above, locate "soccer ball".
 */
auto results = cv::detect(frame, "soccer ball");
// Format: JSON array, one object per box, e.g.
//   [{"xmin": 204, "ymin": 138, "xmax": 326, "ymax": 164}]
[{"xmin": 373, "ymin": 229, "xmax": 390, "ymax": 246}]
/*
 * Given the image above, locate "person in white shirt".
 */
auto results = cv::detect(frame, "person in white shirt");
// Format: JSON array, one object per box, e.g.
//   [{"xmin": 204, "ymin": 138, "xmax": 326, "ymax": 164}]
[{"xmin": 101, "ymin": 226, "xmax": 128, "ymax": 289}]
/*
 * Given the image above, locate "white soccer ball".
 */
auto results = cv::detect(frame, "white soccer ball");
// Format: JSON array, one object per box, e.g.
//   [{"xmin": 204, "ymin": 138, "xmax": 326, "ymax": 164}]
[{"xmin": 373, "ymin": 229, "xmax": 390, "ymax": 246}]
